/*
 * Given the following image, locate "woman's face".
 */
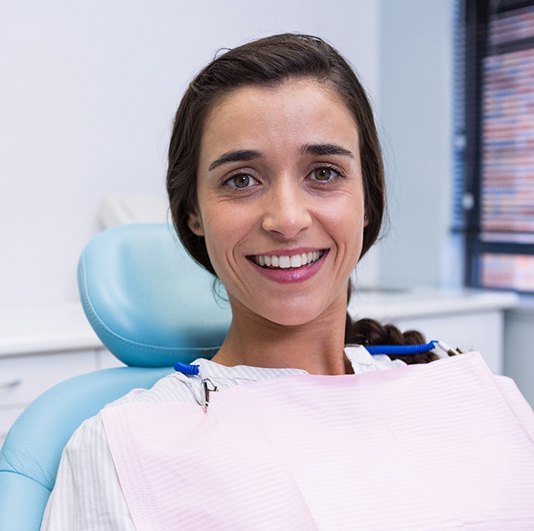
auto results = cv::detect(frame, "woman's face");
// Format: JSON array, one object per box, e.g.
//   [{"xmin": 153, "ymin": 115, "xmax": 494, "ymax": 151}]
[{"xmin": 189, "ymin": 78, "xmax": 367, "ymax": 326}]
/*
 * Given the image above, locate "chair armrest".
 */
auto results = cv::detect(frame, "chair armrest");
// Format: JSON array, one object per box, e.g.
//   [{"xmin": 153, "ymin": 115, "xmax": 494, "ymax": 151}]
[{"xmin": 0, "ymin": 366, "xmax": 171, "ymax": 531}]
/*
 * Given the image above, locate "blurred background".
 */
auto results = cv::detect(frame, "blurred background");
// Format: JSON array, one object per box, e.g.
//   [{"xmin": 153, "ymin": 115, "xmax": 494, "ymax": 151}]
[{"xmin": 1, "ymin": 0, "xmax": 533, "ymax": 440}]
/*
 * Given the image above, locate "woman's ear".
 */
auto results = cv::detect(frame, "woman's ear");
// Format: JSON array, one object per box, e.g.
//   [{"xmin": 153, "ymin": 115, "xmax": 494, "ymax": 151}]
[
  {"xmin": 187, "ymin": 210, "xmax": 205, "ymax": 236},
  {"xmin": 364, "ymin": 212, "xmax": 369, "ymax": 227}
]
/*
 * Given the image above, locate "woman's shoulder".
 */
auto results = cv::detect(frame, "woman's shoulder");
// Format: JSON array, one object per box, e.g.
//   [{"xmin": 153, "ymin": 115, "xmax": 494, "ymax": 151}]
[
  {"xmin": 344, "ymin": 345, "xmax": 406, "ymax": 374},
  {"xmin": 105, "ymin": 370, "xmax": 201, "ymax": 408},
  {"xmin": 65, "ymin": 371, "xmax": 201, "ymax": 452}
]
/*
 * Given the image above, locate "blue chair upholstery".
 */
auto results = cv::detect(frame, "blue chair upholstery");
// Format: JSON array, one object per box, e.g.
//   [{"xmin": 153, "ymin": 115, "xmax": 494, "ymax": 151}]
[
  {"xmin": 79, "ymin": 223, "xmax": 230, "ymax": 366},
  {"xmin": 0, "ymin": 223, "xmax": 231, "ymax": 531}
]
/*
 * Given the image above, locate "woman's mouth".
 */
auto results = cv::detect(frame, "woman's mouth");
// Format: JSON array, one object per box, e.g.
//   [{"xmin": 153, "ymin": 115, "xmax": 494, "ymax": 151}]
[
  {"xmin": 249, "ymin": 250, "xmax": 327, "ymax": 269},
  {"xmin": 246, "ymin": 249, "xmax": 328, "ymax": 284}
]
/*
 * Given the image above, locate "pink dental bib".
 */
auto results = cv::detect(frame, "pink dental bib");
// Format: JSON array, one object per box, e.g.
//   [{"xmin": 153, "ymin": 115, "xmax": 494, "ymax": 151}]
[{"xmin": 102, "ymin": 353, "xmax": 534, "ymax": 530}]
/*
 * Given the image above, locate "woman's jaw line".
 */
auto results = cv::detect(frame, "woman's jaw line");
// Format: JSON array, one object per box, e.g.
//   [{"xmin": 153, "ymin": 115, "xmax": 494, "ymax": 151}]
[{"xmin": 214, "ymin": 293, "xmax": 349, "ymax": 374}]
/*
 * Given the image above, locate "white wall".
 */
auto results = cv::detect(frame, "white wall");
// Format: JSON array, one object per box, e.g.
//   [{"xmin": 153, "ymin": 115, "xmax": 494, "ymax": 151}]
[
  {"xmin": 0, "ymin": 0, "xmax": 381, "ymax": 307},
  {"xmin": 504, "ymin": 306, "xmax": 534, "ymax": 407},
  {"xmin": 377, "ymin": 0, "xmax": 460, "ymax": 288}
]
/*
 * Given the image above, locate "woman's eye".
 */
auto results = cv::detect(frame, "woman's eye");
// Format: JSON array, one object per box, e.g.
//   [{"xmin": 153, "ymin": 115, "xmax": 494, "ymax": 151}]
[
  {"xmin": 310, "ymin": 166, "xmax": 340, "ymax": 183},
  {"xmin": 225, "ymin": 174, "xmax": 259, "ymax": 189}
]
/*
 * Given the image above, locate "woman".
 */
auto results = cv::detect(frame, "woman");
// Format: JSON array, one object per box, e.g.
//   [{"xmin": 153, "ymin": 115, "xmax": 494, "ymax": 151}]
[
  {"xmin": 166, "ymin": 32, "xmax": 432, "ymax": 367},
  {"xmin": 42, "ymin": 33, "xmax": 532, "ymax": 530}
]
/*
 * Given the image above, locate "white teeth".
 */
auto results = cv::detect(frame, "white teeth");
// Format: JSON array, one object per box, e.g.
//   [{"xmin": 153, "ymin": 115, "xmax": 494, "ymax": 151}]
[
  {"xmin": 279, "ymin": 256, "xmax": 291, "ymax": 269},
  {"xmin": 253, "ymin": 251, "xmax": 324, "ymax": 269},
  {"xmin": 290, "ymin": 255, "xmax": 302, "ymax": 268}
]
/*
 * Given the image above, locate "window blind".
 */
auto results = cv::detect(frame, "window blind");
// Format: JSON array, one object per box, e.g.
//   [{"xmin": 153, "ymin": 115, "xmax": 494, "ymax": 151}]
[{"xmin": 464, "ymin": 0, "xmax": 534, "ymax": 293}]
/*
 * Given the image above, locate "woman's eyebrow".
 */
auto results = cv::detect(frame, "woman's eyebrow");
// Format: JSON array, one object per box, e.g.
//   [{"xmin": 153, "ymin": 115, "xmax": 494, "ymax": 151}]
[
  {"xmin": 301, "ymin": 143, "xmax": 354, "ymax": 159},
  {"xmin": 208, "ymin": 149, "xmax": 261, "ymax": 171},
  {"xmin": 207, "ymin": 144, "xmax": 353, "ymax": 171}
]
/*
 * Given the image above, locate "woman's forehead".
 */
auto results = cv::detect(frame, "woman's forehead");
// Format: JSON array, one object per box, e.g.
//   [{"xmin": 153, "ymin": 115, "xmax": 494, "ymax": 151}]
[
  {"xmin": 199, "ymin": 79, "xmax": 360, "ymax": 164},
  {"xmin": 206, "ymin": 78, "xmax": 355, "ymax": 125}
]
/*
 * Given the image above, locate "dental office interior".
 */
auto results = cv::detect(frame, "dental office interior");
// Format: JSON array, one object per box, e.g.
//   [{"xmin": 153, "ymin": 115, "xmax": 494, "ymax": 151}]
[{"xmin": 1, "ymin": 0, "xmax": 533, "ymax": 446}]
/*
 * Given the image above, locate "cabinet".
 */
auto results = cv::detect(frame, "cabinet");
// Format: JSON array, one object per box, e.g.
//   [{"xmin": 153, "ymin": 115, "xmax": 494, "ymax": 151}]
[
  {"xmin": 0, "ymin": 304, "xmax": 123, "ymax": 443},
  {"xmin": 0, "ymin": 350, "xmax": 96, "ymax": 440}
]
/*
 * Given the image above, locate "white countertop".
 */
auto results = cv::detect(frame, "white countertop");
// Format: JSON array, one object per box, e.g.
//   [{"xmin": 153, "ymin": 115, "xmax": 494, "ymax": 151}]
[
  {"xmin": 0, "ymin": 288, "xmax": 519, "ymax": 358},
  {"xmin": 348, "ymin": 286, "xmax": 519, "ymax": 321}
]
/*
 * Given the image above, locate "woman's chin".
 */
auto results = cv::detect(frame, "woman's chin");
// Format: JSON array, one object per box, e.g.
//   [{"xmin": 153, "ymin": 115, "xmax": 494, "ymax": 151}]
[
  {"xmin": 259, "ymin": 305, "xmax": 326, "ymax": 328},
  {"xmin": 229, "ymin": 291, "xmax": 347, "ymax": 329}
]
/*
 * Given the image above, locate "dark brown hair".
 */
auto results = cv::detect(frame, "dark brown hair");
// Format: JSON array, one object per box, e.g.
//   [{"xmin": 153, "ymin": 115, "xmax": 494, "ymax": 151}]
[
  {"xmin": 345, "ymin": 318, "xmax": 439, "ymax": 364},
  {"xmin": 166, "ymin": 33, "xmax": 437, "ymax": 363},
  {"xmin": 166, "ymin": 33, "xmax": 384, "ymax": 275}
]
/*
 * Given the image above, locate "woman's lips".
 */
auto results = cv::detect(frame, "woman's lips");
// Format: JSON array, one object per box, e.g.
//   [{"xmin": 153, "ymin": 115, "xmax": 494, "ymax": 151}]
[
  {"xmin": 250, "ymin": 250, "xmax": 325, "ymax": 269},
  {"xmin": 246, "ymin": 249, "xmax": 328, "ymax": 283}
]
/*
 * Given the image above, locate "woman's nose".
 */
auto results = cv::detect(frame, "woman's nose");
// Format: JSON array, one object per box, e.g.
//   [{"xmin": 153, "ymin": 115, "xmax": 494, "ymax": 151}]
[{"xmin": 261, "ymin": 179, "xmax": 312, "ymax": 239}]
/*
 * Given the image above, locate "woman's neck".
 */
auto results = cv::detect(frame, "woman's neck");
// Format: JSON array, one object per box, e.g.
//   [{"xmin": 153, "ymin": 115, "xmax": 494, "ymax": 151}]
[{"xmin": 211, "ymin": 304, "xmax": 349, "ymax": 375}]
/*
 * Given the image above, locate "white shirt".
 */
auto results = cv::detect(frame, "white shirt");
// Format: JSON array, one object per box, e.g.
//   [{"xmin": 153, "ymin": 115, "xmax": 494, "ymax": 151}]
[{"xmin": 41, "ymin": 347, "xmax": 404, "ymax": 531}]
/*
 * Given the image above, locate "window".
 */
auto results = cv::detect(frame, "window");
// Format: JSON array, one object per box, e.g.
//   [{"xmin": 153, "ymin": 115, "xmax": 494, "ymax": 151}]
[{"xmin": 463, "ymin": 0, "xmax": 534, "ymax": 293}]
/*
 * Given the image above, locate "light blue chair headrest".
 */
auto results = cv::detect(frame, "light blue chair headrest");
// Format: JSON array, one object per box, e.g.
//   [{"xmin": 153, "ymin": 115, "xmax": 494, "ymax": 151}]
[{"xmin": 78, "ymin": 223, "xmax": 232, "ymax": 367}]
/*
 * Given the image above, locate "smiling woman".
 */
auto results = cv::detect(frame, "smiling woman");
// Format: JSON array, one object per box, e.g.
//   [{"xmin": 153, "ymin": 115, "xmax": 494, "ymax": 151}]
[
  {"xmin": 166, "ymin": 33, "xmax": 432, "ymax": 371},
  {"xmin": 187, "ymin": 79, "xmax": 366, "ymax": 364},
  {"xmin": 167, "ymin": 34, "xmax": 384, "ymax": 279},
  {"xmin": 40, "ymin": 33, "xmax": 534, "ymax": 531}
]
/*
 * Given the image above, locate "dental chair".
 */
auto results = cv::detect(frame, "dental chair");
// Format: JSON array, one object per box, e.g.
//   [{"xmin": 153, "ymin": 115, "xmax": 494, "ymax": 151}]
[{"xmin": 0, "ymin": 223, "xmax": 231, "ymax": 531}]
